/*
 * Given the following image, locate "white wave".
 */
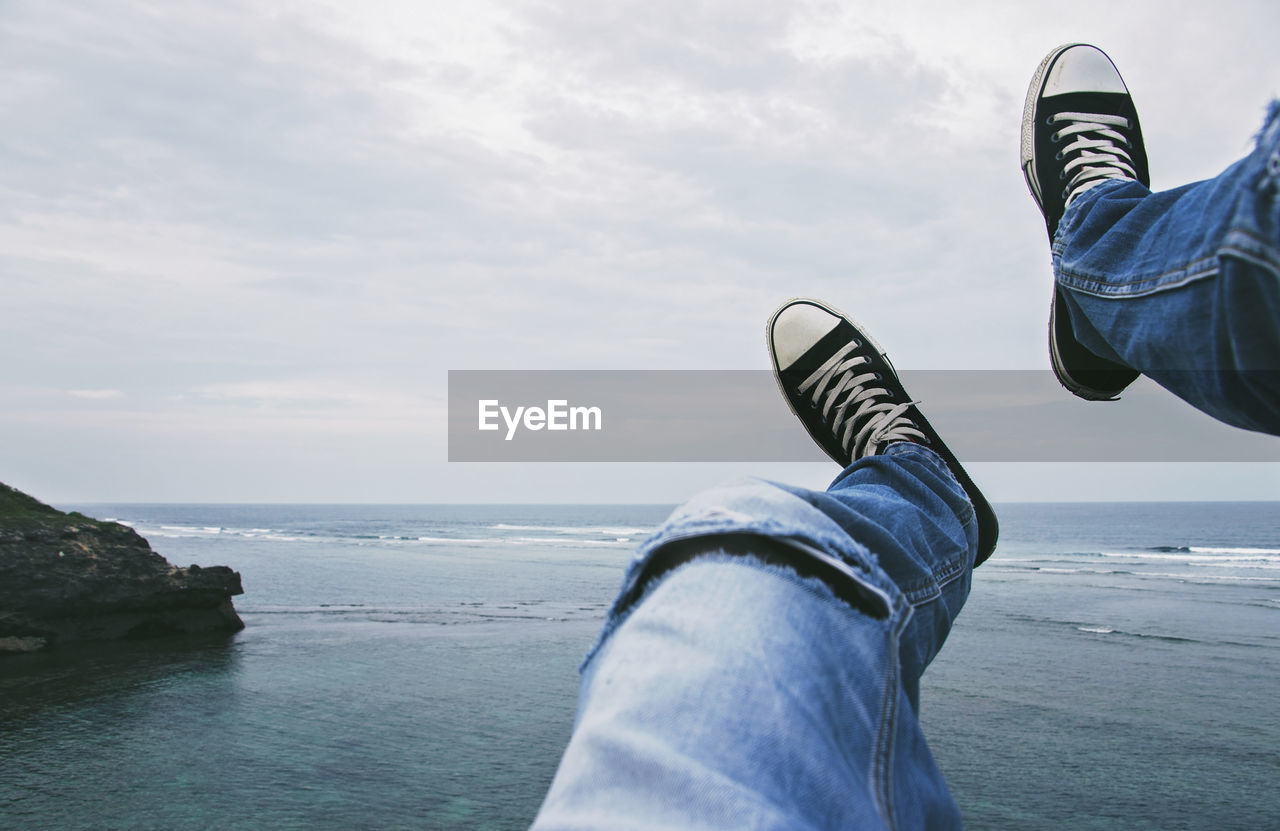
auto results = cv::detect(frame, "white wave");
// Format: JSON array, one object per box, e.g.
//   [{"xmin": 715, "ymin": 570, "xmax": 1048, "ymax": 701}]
[
  {"xmin": 1077, "ymin": 626, "xmax": 1114, "ymax": 634},
  {"xmin": 183, "ymin": 526, "xmax": 280, "ymax": 539},
  {"xmin": 159, "ymin": 524, "xmax": 221, "ymax": 534},
  {"xmin": 1137, "ymin": 571, "xmax": 1279, "ymax": 584},
  {"xmin": 1185, "ymin": 559, "xmax": 1280, "ymax": 570},
  {"xmin": 1097, "ymin": 550, "xmax": 1280, "ymax": 567},
  {"xmin": 1004, "ymin": 549, "xmax": 1280, "ymax": 566},
  {"xmin": 993, "ymin": 562, "xmax": 1280, "ymax": 585},
  {"xmin": 1027, "ymin": 567, "xmax": 1136, "ymax": 576},
  {"xmin": 412, "ymin": 536, "xmax": 492, "ymax": 544},
  {"xmin": 505, "ymin": 536, "xmax": 631, "ymax": 547},
  {"xmin": 1096, "ymin": 551, "xmax": 1195, "ymax": 561},
  {"xmin": 490, "ymin": 523, "xmax": 650, "ymax": 536}
]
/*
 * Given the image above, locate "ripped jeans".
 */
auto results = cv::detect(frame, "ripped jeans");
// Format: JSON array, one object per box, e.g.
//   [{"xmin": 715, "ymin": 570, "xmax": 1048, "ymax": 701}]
[
  {"xmin": 531, "ymin": 443, "xmax": 975, "ymax": 830},
  {"xmin": 531, "ymin": 105, "xmax": 1280, "ymax": 830}
]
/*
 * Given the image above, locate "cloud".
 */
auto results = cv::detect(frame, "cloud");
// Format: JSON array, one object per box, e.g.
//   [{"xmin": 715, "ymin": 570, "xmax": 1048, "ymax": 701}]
[
  {"xmin": 67, "ymin": 388, "xmax": 125, "ymax": 400},
  {"xmin": 1, "ymin": 0, "xmax": 1276, "ymax": 500}
]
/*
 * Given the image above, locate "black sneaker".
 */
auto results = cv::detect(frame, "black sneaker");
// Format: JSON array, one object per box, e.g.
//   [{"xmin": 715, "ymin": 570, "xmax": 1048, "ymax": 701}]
[
  {"xmin": 767, "ymin": 298, "xmax": 999, "ymax": 566},
  {"xmin": 1021, "ymin": 42, "xmax": 1147, "ymax": 401}
]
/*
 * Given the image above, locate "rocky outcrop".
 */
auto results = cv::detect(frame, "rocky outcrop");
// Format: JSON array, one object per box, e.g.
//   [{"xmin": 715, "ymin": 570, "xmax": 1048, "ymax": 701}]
[{"xmin": 0, "ymin": 482, "xmax": 244, "ymax": 654}]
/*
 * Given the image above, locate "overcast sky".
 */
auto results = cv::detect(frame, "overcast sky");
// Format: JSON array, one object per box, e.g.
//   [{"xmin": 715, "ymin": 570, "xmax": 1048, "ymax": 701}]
[{"xmin": 2, "ymin": 0, "xmax": 1277, "ymax": 504}]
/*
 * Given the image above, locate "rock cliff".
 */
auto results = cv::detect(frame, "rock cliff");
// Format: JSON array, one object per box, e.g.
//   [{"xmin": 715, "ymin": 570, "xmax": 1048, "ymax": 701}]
[{"xmin": 0, "ymin": 482, "xmax": 244, "ymax": 654}]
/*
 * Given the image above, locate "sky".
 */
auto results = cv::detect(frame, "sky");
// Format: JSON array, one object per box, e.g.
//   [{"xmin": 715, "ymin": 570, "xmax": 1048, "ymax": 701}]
[{"xmin": 2, "ymin": 0, "xmax": 1277, "ymax": 504}]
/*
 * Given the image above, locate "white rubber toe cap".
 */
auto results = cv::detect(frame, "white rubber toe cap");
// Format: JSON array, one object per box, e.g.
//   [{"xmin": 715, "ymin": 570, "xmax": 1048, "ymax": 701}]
[
  {"xmin": 768, "ymin": 300, "xmax": 841, "ymax": 370},
  {"xmin": 1042, "ymin": 44, "xmax": 1128, "ymax": 96}
]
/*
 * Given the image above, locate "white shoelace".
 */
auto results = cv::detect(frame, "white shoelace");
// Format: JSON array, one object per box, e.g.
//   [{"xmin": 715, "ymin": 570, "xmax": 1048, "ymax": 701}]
[
  {"xmin": 1049, "ymin": 111, "xmax": 1138, "ymax": 206},
  {"xmin": 797, "ymin": 341, "xmax": 926, "ymax": 459}
]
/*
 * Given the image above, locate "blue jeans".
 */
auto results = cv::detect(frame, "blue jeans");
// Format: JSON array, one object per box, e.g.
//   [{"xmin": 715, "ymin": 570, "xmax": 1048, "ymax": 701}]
[
  {"xmin": 532, "ymin": 444, "xmax": 975, "ymax": 830},
  {"xmin": 1053, "ymin": 101, "xmax": 1280, "ymax": 436},
  {"xmin": 533, "ymin": 106, "xmax": 1280, "ymax": 830}
]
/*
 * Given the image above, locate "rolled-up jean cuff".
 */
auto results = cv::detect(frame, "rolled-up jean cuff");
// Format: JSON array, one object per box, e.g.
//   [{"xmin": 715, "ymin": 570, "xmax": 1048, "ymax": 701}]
[
  {"xmin": 580, "ymin": 476, "xmax": 915, "ymax": 671},
  {"xmin": 615, "ymin": 534, "xmax": 895, "ymax": 623}
]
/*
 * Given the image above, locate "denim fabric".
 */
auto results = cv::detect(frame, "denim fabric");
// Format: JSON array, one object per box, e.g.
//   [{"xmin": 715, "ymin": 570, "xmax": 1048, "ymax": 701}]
[
  {"xmin": 531, "ymin": 443, "xmax": 974, "ymax": 830},
  {"xmin": 533, "ymin": 100, "xmax": 1280, "ymax": 831},
  {"xmin": 1053, "ymin": 101, "xmax": 1280, "ymax": 435}
]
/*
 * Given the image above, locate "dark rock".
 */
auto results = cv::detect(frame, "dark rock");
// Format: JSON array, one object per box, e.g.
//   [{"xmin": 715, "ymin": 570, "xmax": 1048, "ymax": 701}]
[{"xmin": 0, "ymin": 482, "xmax": 245, "ymax": 654}]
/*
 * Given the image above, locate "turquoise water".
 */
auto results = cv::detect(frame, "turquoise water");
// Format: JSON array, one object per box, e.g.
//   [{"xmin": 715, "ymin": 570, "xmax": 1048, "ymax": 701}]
[{"xmin": 1, "ymin": 502, "xmax": 1277, "ymax": 829}]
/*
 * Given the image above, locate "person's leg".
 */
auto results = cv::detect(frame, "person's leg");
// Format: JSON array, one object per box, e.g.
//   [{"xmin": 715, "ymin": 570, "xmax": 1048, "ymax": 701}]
[
  {"xmin": 531, "ymin": 448, "xmax": 973, "ymax": 831},
  {"xmin": 1053, "ymin": 102, "xmax": 1280, "ymax": 435},
  {"xmin": 1021, "ymin": 44, "xmax": 1280, "ymax": 435},
  {"xmin": 532, "ymin": 300, "xmax": 996, "ymax": 830}
]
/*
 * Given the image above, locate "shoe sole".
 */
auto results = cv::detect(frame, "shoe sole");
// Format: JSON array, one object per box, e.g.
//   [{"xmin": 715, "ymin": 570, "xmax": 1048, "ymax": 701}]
[
  {"xmin": 1020, "ymin": 43, "xmax": 1076, "ymax": 210},
  {"xmin": 767, "ymin": 298, "xmax": 999, "ymax": 566}
]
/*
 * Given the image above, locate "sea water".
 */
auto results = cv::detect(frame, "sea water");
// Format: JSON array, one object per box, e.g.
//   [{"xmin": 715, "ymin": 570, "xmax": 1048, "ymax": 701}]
[{"xmin": 0, "ymin": 502, "xmax": 1276, "ymax": 830}]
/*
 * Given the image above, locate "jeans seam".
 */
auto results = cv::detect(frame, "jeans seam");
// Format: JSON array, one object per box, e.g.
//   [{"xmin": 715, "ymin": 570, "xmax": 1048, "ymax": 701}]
[
  {"xmin": 1220, "ymin": 244, "xmax": 1280, "ymax": 279},
  {"xmin": 902, "ymin": 584, "xmax": 940, "ymax": 605},
  {"xmin": 873, "ymin": 630, "xmax": 900, "ymax": 831},
  {"xmin": 1221, "ymin": 225, "xmax": 1280, "ymax": 278},
  {"xmin": 1057, "ymin": 255, "xmax": 1221, "ymax": 297},
  {"xmin": 898, "ymin": 554, "xmax": 967, "ymax": 605},
  {"xmin": 932, "ymin": 556, "xmax": 968, "ymax": 590}
]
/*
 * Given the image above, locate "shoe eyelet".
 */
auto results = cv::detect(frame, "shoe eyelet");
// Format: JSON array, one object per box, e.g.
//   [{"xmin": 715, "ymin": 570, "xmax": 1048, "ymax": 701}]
[
  {"xmin": 1058, "ymin": 171, "xmax": 1066, "ymax": 181},
  {"xmin": 1054, "ymin": 150, "xmax": 1064, "ymax": 160},
  {"xmin": 1045, "ymin": 115, "xmax": 1056, "ymax": 126}
]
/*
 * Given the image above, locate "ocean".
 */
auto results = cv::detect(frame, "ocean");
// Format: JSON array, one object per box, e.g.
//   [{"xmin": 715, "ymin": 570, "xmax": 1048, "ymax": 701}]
[{"xmin": 1, "ymin": 502, "xmax": 1277, "ymax": 830}]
